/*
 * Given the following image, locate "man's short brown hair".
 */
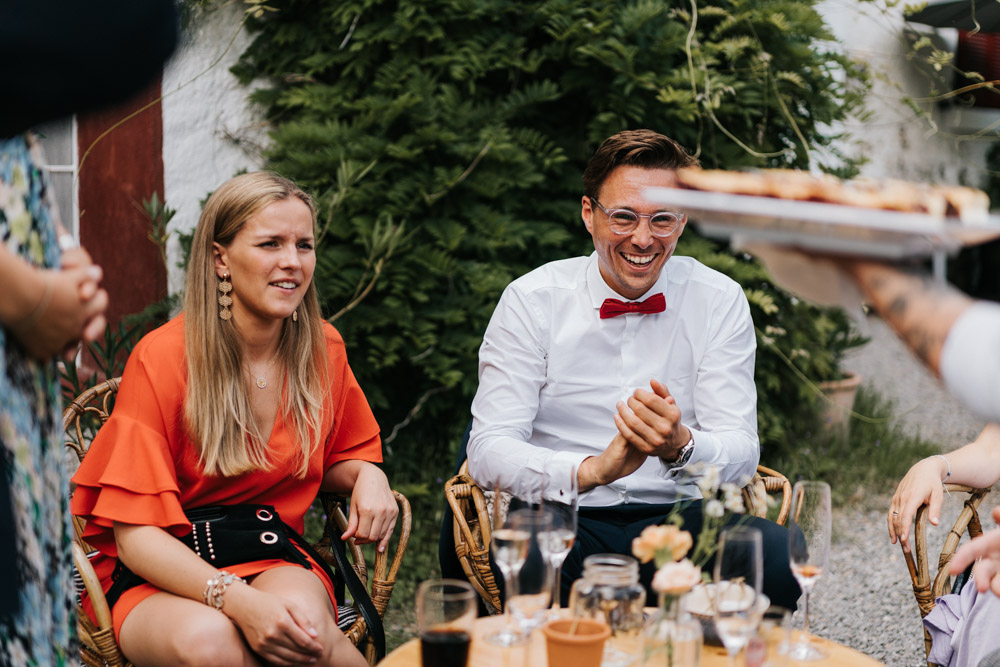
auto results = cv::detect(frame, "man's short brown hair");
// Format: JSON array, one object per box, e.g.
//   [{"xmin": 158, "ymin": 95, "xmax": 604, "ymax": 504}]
[{"xmin": 582, "ymin": 129, "xmax": 698, "ymax": 198}]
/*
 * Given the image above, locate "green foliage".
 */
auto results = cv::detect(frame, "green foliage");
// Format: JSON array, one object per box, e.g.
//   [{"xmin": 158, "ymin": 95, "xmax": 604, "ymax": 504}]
[{"xmin": 233, "ymin": 0, "xmax": 870, "ymax": 478}]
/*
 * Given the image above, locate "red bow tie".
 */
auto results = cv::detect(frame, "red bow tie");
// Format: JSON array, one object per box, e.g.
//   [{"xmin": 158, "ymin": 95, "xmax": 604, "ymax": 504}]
[{"xmin": 599, "ymin": 293, "xmax": 666, "ymax": 319}]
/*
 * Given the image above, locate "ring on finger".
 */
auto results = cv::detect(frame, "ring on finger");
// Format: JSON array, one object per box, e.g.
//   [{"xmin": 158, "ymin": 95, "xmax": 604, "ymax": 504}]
[{"xmin": 892, "ymin": 511, "xmax": 899, "ymax": 516}]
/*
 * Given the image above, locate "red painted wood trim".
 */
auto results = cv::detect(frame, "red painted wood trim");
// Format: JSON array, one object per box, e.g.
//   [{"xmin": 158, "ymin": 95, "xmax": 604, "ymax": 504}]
[{"xmin": 77, "ymin": 77, "xmax": 167, "ymax": 337}]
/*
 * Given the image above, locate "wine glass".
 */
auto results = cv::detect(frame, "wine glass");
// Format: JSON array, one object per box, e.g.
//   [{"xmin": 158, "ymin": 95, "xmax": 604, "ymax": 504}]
[
  {"xmin": 539, "ymin": 457, "xmax": 579, "ymax": 610},
  {"xmin": 486, "ymin": 482, "xmax": 530, "ymax": 647},
  {"xmin": 787, "ymin": 480, "xmax": 832, "ymax": 661},
  {"xmin": 713, "ymin": 526, "xmax": 766, "ymax": 667},
  {"xmin": 506, "ymin": 509, "xmax": 554, "ymax": 633}
]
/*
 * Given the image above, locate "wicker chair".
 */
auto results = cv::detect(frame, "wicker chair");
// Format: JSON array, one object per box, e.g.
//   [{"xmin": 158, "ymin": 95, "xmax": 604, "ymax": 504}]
[
  {"xmin": 899, "ymin": 484, "xmax": 993, "ymax": 666},
  {"xmin": 445, "ymin": 460, "xmax": 792, "ymax": 613},
  {"xmin": 63, "ymin": 377, "xmax": 411, "ymax": 667}
]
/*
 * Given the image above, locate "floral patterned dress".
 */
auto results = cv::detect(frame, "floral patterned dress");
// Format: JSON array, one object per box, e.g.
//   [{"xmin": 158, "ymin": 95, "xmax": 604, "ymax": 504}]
[{"xmin": 0, "ymin": 135, "xmax": 77, "ymax": 666}]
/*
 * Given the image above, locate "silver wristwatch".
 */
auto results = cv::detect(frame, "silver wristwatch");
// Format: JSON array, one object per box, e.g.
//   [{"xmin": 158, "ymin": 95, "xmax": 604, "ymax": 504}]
[{"xmin": 665, "ymin": 433, "xmax": 694, "ymax": 470}]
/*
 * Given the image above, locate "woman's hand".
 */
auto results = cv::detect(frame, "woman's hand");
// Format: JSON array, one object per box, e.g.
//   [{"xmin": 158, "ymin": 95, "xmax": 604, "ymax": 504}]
[
  {"xmin": 342, "ymin": 463, "xmax": 398, "ymax": 553},
  {"xmin": 950, "ymin": 506, "xmax": 1000, "ymax": 598},
  {"xmin": 888, "ymin": 455, "xmax": 949, "ymax": 553},
  {"xmin": 11, "ymin": 265, "xmax": 107, "ymax": 361},
  {"xmin": 224, "ymin": 585, "xmax": 324, "ymax": 666}
]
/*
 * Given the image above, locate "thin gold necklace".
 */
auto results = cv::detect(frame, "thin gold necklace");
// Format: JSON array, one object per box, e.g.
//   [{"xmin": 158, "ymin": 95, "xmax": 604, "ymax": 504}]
[{"xmin": 246, "ymin": 355, "xmax": 279, "ymax": 390}]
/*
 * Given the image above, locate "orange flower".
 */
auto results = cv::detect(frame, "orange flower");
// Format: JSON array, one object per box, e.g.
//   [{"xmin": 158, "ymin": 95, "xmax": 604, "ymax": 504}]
[{"xmin": 631, "ymin": 524, "xmax": 693, "ymax": 564}]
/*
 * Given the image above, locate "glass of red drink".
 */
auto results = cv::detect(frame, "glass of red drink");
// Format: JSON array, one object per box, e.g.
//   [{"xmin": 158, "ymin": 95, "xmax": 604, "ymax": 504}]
[{"xmin": 417, "ymin": 579, "xmax": 477, "ymax": 667}]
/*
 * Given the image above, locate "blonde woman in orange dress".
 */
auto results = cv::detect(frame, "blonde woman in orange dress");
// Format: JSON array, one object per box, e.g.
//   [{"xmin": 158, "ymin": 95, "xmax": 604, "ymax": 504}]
[{"xmin": 71, "ymin": 172, "xmax": 397, "ymax": 666}]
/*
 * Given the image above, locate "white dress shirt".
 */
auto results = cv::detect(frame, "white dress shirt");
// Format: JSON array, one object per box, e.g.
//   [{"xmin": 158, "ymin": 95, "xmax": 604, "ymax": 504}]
[
  {"xmin": 941, "ymin": 300, "xmax": 1000, "ymax": 422},
  {"xmin": 468, "ymin": 252, "xmax": 759, "ymax": 507}
]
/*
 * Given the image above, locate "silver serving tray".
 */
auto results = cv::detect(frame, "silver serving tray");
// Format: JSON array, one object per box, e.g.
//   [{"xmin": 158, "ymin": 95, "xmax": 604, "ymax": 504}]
[{"xmin": 643, "ymin": 186, "xmax": 1000, "ymax": 259}]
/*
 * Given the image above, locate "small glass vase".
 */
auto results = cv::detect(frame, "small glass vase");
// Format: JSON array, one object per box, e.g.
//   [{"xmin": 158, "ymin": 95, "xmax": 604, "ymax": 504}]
[{"xmin": 641, "ymin": 592, "xmax": 702, "ymax": 667}]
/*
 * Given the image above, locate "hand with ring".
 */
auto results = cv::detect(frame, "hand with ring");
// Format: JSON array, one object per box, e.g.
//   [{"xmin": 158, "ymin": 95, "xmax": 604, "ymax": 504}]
[{"xmin": 888, "ymin": 456, "xmax": 950, "ymax": 553}]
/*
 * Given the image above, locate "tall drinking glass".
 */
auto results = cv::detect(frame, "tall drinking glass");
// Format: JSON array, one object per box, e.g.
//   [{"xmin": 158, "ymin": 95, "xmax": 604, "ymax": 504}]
[
  {"xmin": 506, "ymin": 509, "xmax": 554, "ymax": 633},
  {"xmin": 416, "ymin": 579, "xmax": 478, "ymax": 667},
  {"xmin": 486, "ymin": 482, "xmax": 530, "ymax": 647},
  {"xmin": 539, "ymin": 457, "xmax": 579, "ymax": 610},
  {"xmin": 787, "ymin": 480, "xmax": 831, "ymax": 661},
  {"xmin": 713, "ymin": 526, "xmax": 766, "ymax": 667}
]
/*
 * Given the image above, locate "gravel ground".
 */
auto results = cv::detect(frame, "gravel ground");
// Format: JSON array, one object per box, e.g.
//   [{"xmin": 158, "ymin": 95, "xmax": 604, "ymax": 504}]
[{"xmin": 802, "ymin": 316, "xmax": 991, "ymax": 666}]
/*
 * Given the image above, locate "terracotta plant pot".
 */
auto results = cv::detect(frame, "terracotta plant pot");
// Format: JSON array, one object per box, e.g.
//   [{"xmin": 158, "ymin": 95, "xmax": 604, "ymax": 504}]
[
  {"xmin": 817, "ymin": 370, "xmax": 862, "ymax": 431},
  {"xmin": 541, "ymin": 618, "xmax": 611, "ymax": 667}
]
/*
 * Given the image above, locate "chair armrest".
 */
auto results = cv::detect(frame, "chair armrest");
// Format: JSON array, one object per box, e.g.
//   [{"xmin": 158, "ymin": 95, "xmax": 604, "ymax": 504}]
[
  {"xmin": 742, "ymin": 465, "xmax": 792, "ymax": 526},
  {"xmin": 315, "ymin": 490, "xmax": 411, "ymax": 665},
  {"xmin": 899, "ymin": 484, "xmax": 991, "ymax": 661},
  {"xmin": 445, "ymin": 471, "xmax": 502, "ymax": 614},
  {"xmin": 73, "ymin": 537, "xmax": 129, "ymax": 667}
]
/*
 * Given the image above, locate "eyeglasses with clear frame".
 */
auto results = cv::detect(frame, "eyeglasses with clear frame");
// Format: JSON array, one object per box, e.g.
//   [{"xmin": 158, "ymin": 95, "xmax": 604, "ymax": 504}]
[{"xmin": 588, "ymin": 196, "xmax": 686, "ymax": 238}]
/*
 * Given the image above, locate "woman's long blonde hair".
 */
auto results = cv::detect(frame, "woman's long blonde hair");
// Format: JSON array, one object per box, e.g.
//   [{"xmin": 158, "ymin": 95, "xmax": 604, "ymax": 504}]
[{"xmin": 183, "ymin": 172, "xmax": 328, "ymax": 478}]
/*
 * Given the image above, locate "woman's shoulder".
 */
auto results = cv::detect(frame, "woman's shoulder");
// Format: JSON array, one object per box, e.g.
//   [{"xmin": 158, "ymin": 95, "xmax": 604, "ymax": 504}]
[
  {"xmin": 321, "ymin": 320, "xmax": 346, "ymax": 351},
  {"xmin": 131, "ymin": 314, "xmax": 186, "ymax": 358},
  {"xmin": 123, "ymin": 315, "xmax": 186, "ymax": 383}
]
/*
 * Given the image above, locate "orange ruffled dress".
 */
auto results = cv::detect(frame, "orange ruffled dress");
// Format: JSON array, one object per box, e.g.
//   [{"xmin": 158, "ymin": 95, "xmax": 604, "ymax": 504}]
[{"xmin": 70, "ymin": 315, "xmax": 382, "ymax": 639}]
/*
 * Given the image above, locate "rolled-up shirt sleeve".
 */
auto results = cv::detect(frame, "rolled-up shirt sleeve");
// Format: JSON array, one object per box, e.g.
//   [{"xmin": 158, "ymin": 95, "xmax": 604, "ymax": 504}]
[{"xmin": 941, "ymin": 301, "xmax": 1000, "ymax": 422}]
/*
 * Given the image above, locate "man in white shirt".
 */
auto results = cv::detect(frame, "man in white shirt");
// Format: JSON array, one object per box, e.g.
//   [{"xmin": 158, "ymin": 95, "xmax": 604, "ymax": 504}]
[{"xmin": 467, "ymin": 129, "xmax": 799, "ymax": 608}]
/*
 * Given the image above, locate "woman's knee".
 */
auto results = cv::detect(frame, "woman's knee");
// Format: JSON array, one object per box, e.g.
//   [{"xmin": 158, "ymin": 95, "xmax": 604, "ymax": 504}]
[
  {"xmin": 122, "ymin": 609, "xmax": 251, "ymax": 667},
  {"xmin": 166, "ymin": 615, "xmax": 251, "ymax": 667}
]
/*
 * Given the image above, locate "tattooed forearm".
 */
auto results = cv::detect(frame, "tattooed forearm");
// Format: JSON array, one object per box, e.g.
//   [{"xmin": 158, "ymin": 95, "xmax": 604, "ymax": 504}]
[
  {"xmin": 905, "ymin": 327, "xmax": 944, "ymax": 369},
  {"xmin": 842, "ymin": 259, "xmax": 973, "ymax": 376}
]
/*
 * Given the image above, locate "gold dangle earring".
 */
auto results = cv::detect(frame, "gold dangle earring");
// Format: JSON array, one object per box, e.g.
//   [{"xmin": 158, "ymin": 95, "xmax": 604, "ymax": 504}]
[
  {"xmin": 292, "ymin": 309, "xmax": 298, "ymax": 323},
  {"xmin": 218, "ymin": 274, "xmax": 233, "ymax": 321}
]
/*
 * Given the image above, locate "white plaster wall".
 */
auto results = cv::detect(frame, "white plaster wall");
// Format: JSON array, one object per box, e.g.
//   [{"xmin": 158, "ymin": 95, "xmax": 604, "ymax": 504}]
[
  {"xmin": 819, "ymin": 0, "xmax": 994, "ymax": 185},
  {"xmin": 161, "ymin": 3, "xmax": 268, "ymax": 295}
]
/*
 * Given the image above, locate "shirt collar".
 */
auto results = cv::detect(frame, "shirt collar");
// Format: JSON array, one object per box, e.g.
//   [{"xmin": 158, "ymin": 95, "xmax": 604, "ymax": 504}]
[{"xmin": 586, "ymin": 251, "xmax": 672, "ymax": 310}]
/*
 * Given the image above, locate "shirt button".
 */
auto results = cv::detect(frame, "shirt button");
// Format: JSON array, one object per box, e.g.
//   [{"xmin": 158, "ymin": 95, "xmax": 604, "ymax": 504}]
[{"xmin": 624, "ymin": 334, "xmax": 632, "ymax": 343}]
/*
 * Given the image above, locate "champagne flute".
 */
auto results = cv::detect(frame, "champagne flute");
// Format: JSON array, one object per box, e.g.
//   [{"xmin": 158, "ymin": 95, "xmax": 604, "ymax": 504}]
[
  {"xmin": 539, "ymin": 457, "xmax": 579, "ymax": 610},
  {"xmin": 506, "ymin": 509, "xmax": 554, "ymax": 633},
  {"xmin": 486, "ymin": 482, "xmax": 530, "ymax": 647},
  {"xmin": 713, "ymin": 526, "xmax": 765, "ymax": 667},
  {"xmin": 787, "ymin": 480, "xmax": 831, "ymax": 661}
]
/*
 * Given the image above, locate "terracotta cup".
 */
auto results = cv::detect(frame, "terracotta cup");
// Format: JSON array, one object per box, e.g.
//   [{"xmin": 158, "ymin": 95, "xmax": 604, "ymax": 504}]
[{"xmin": 541, "ymin": 618, "xmax": 611, "ymax": 667}]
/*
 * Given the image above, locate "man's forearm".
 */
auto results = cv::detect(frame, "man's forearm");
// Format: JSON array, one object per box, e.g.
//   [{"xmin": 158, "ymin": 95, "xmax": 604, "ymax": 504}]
[{"xmin": 843, "ymin": 260, "xmax": 972, "ymax": 376}]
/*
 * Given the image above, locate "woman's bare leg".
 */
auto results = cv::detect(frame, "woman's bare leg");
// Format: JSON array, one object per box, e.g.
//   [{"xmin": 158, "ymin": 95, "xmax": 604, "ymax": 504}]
[{"xmin": 118, "ymin": 592, "xmax": 263, "ymax": 667}]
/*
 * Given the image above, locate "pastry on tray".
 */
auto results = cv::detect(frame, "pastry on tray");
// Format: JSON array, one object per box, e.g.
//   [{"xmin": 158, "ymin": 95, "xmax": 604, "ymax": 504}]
[{"xmin": 670, "ymin": 168, "xmax": 990, "ymax": 224}]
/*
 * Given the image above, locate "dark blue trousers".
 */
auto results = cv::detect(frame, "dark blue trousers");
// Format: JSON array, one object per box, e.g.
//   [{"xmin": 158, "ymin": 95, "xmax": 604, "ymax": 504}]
[{"xmin": 557, "ymin": 501, "xmax": 801, "ymax": 610}]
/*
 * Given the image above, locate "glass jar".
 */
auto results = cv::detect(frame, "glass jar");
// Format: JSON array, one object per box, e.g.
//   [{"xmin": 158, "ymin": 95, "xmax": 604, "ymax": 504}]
[
  {"xmin": 641, "ymin": 592, "xmax": 702, "ymax": 667},
  {"xmin": 569, "ymin": 554, "xmax": 646, "ymax": 667}
]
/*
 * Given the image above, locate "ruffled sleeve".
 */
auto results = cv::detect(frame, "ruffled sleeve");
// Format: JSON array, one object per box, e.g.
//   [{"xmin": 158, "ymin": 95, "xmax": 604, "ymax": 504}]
[
  {"xmin": 321, "ymin": 323, "xmax": 382, "ymax": 470},
  {"xmin": 70, "ymin": 318, "xmax": 191, "ymax": 556}
]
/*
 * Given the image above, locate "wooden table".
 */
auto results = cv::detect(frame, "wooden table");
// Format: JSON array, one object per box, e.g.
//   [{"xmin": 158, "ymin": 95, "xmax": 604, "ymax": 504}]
[{"xmin": 379, "ymin": 613, "xmax": 885, "ymax": 666}]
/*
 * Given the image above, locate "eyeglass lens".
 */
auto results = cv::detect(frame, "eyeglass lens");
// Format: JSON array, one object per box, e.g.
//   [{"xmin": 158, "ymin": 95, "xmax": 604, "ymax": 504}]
[
  {"xmin": 590, "ymin": 197, "xmax": 682, "ymax": 237},
  {"xmin": 606, "ymin": 209, "xmax": 682, "ymax": 237}
]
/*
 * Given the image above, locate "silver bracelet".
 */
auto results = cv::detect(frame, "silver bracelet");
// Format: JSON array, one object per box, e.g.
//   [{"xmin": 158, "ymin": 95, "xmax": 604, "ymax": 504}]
[
  {"xmin": 58, "ymin": 233, "xmax": 78, "ymax": 251},
  {"xmin": 932, "ymin": 454, "xmax": 952, "ymax": 496},
  {"xmin": 203, "ymin": 570, "xmax": 244, "ymax": 610}
]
